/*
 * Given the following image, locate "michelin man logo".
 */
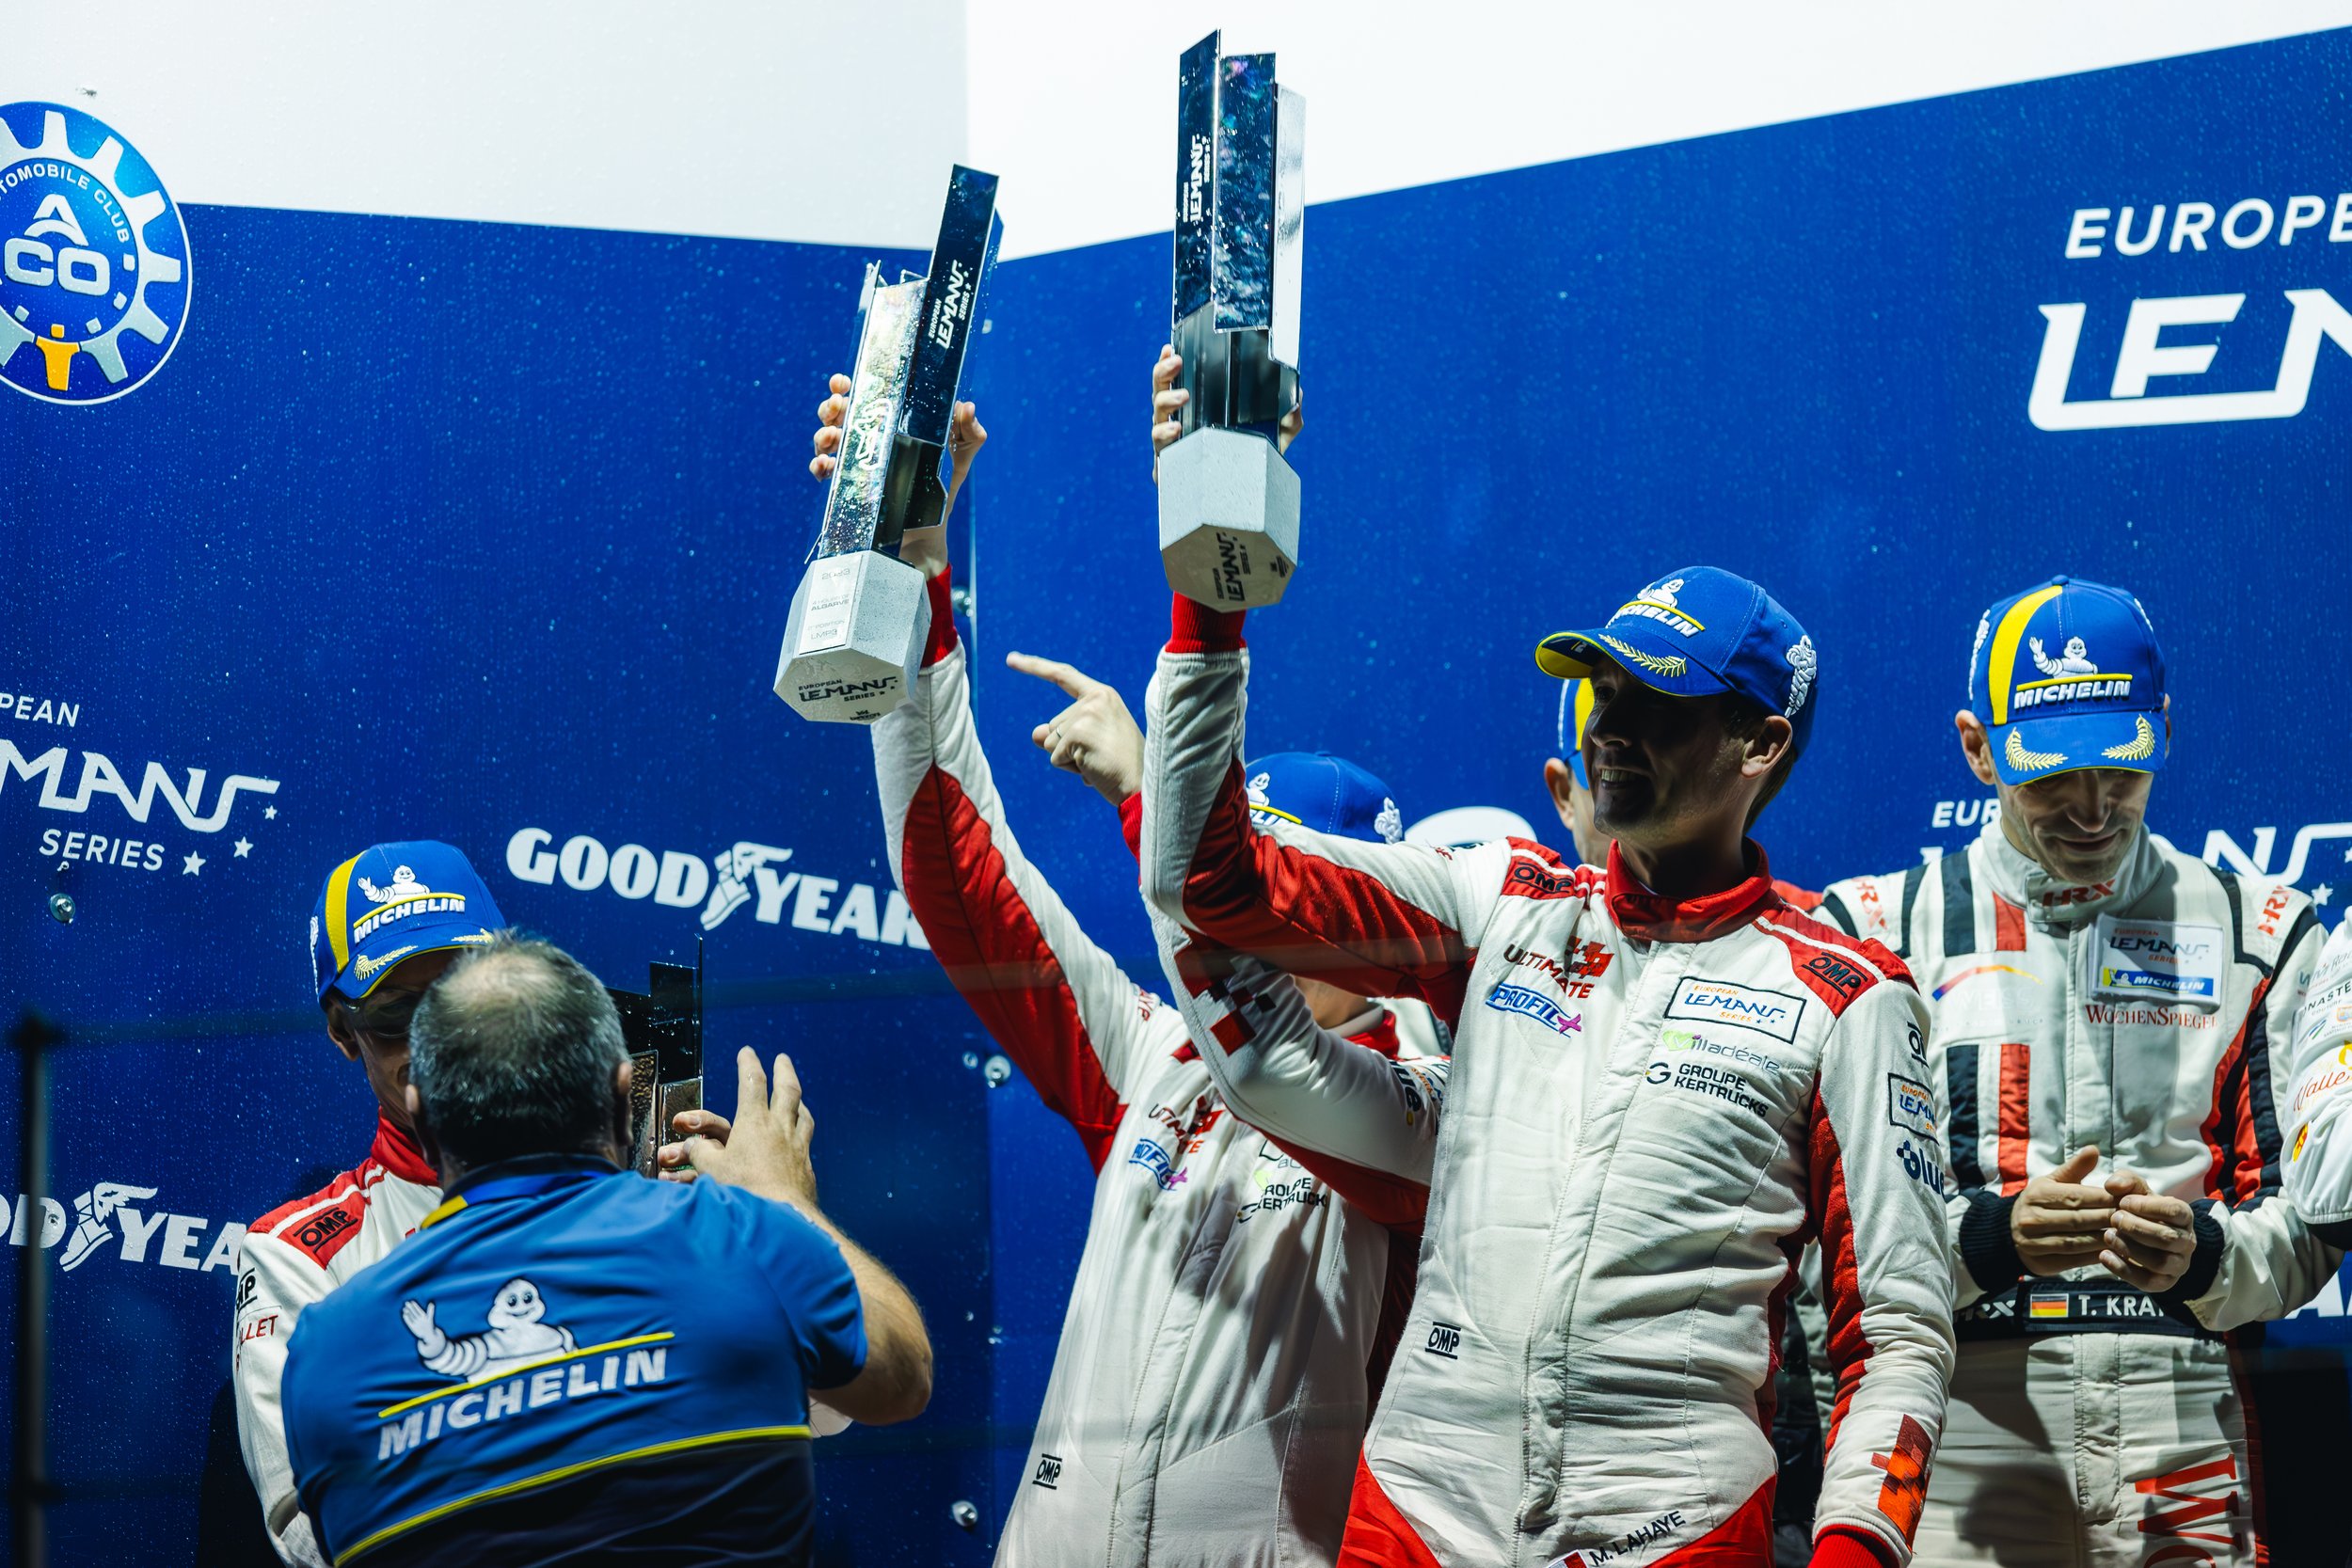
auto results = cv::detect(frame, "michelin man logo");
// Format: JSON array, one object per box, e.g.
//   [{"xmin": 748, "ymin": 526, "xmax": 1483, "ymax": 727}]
[
  {"xmin": 1375, "ymin": 798, "xmax": 1403, "ymax": 844},
  {"xmin": 1247, "ymin": 772, "xmax": 1272, "ymax": 811},
  {"xmin": 403, "ymin": 1277, "xmax": 578, "ymax": 1380},
  {"xmin": 1638, "ymin": 578, "xmax": 1684, "ymax": 609},
  {"xmin": 358, "ymin": 865, "xmax": 432, "ymax": 904},
  {"xmin": 0, "ymin": 103, "xmax": 190, "ymax": 404},
  {"xmin": 2030, "ymin": 636, "xmax": 2099, "ymax": 677},
  {"xmin": 1784, "ymin": 636, "xmax": 1817, "ymax": 716}
]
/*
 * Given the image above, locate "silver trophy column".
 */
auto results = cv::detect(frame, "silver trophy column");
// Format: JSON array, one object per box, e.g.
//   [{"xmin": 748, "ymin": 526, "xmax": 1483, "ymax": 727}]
[
  {"xmin": 1160, "ymin": 33, "xmax": 1305, "ymax": 609},
  {"xmin": 777, "ymin": 165, "xmax": 1001, "ymax": 723}
]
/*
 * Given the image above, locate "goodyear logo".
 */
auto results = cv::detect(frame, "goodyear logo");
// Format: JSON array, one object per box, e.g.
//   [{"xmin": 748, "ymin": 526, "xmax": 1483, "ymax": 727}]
[{"xmin": 0, "ymin": 103, "xmax": 189, "ymax": 404}]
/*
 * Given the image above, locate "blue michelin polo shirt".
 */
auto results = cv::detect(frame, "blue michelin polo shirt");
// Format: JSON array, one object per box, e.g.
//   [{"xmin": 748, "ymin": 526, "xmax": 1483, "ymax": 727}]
[{"xmin": 281, "ymin": 1153, "xmax": 866, "ymax": 1566}]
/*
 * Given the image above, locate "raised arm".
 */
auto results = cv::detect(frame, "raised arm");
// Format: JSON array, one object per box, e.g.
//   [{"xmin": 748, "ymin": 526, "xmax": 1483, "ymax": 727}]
[
  {"xmin": 1138, "ymin": 597, "xmax": 1508, "ymax": 1021},
  {"xmin": 689, "ymin": 1049, "xmax": 932, "ymax": 1426},
  {"xmin": 826, "ymin": 380, "xmax": 1174, "ymax": 1170}
]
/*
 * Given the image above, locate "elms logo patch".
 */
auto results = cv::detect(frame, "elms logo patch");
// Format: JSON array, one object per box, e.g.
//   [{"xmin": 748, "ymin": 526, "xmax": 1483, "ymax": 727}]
[
  {"xmin": 0, "ymin": 103, "xmax": 189, "ymax": 404},
  {"xmin": 1664, "ymin": 977, "xmax": 1807, "ymax": 1043}
]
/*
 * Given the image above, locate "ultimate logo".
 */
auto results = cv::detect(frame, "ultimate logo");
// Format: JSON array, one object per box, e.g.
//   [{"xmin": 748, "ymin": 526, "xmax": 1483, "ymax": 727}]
[{"xmin": 0, "ymin": 103, "xmax": 189, "ymax": 404}]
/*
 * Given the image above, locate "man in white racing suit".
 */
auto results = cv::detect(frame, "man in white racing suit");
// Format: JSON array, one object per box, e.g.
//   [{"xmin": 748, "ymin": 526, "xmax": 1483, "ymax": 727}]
[
  {"xmin": 1142, "ymin": 560, "xmax": 1953, "ymax": 1568},
  {"xmin": 1819, "ymin": 575, "xmax": 2333, "ymax": 1567},
  {"xmin": 811, "ymin": 383, "xmax": 1448, "ymax": 1566},
  {"xmin": 232, "ymin": 840, "xmax": 503, "ymax": 1565}
]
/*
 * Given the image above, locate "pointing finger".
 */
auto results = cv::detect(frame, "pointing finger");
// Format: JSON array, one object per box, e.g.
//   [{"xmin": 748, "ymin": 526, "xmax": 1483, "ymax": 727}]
[{"xmin": 1005, "ymin": 651, "xmax": 1098, "ymax": 699}]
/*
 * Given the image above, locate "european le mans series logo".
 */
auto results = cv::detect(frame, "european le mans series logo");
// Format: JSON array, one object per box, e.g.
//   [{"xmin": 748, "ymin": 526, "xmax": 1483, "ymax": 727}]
[{"xmin": 0, "ymin": 103, "xmax": 189, "ymax": 404}]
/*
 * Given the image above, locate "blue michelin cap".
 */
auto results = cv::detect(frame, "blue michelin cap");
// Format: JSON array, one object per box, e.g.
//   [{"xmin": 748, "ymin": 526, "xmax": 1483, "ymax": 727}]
[
  {"xmin": 1969, "ymin": 576, "xmax": 2168, "ymax": 785},
  {"xmin": 1244, "ymin": 752, "xmax": 1405, "ymax": 845},
  {"xmin": 311, "ymin": 840, "xmax": 504, "ymax": 1001},
  {"xmin": 1556, "ymin": 678, "xmax": 1595, "ymax": 790},
  {"xmin": 1534, "ymin": 566, "xmax": 1820, "ymax": 759}
]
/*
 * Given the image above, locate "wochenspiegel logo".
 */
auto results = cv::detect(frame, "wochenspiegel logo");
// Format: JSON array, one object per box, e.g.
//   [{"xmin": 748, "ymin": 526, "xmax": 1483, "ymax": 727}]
[{"xmin": 0, "ymin": 103, "xmax": 190, "ymax": 404}]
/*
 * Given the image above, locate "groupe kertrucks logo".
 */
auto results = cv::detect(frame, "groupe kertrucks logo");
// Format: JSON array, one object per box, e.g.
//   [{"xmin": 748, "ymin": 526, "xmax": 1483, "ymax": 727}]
[{"xmin": 0, "ymin": 102, "xmax": 191, "ymax": 404}]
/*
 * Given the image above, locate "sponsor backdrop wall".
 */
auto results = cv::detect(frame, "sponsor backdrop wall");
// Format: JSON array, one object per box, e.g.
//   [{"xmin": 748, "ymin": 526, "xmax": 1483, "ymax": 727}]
[{"xmin": 5, "ymin": 21, "xmax": 2350, "ymax": 1566}]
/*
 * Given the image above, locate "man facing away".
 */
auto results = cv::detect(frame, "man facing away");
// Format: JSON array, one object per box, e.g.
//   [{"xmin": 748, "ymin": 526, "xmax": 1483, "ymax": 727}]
[
  {"xmin": 1819, "ymin": 576, "xmax": 2333, "ymax": 1566},
  {"xmin": 1142, "ymin": 561, "xmax": 1954, "ymax": 1567},
  {"xmin": 279, "ymin": 933, "xmax": 930, "ymax": 1565},
  {"xmin": 807, "ymin": 375, "xmax": 1449, "ymax": 1565},
  {"xmin": 235, "ymin": 840, "xmax": 505, "ymax": 1566}
]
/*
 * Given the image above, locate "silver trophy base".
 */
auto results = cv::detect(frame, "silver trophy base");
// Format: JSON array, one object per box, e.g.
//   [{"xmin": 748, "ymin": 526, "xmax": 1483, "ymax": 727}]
[
  {"xmin": 775, "ymin": 550, "xmax": 932, "ymax": 724},
  {"xmin": 1158, "ymin": 427, "xmax": 1300, "ymax": 610}
]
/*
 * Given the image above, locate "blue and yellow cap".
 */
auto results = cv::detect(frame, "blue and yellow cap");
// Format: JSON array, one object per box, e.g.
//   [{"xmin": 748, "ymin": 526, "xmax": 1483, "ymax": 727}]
[
  {"xmin": 1556, "ymin": 678, "xmax": 1595, "ymax": 790},
  {"xmin": 1968, "ymin": 576, "xmax": 2168, "ymax": 785},
  {"xmin": 310, "ymin": 840, "xmax": 504, "ymax": 1001},
  {"xmin": 1244, "ymin": 752, "xmax": 1405, "ymax": 845},
  {"xmin": 1534, "ymin": 565, "xmax": 1820, "ymax": 760}
]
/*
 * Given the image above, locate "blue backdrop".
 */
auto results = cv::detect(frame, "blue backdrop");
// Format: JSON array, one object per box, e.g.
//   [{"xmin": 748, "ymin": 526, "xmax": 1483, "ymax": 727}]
[{"xmin": 6, "ymin": 26, "xmax": 2350, "ymax": 1565}]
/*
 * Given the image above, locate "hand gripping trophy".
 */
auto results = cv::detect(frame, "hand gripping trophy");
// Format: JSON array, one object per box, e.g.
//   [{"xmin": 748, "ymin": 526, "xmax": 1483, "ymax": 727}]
[
  {"xmin": 776, "ymin": 165, "xmax": 1001, "ymax": 722},
  {"xmin": 1159, "ymin": 32, "xmax": 1304, "ymax": 608}
]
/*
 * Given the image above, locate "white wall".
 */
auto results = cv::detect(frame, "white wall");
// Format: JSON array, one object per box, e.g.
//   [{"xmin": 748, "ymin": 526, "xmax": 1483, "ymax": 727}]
[
  {"xmin": 4, "ymin": 0, "xmax": 968, "ymax": 249},
  {"xmin": 968, "ymin": 3, "xmax": 2352, "ymax": 258},
  {"xmin": 11, "ymin": 2, "xmax": 2349, "ymax": 258}
]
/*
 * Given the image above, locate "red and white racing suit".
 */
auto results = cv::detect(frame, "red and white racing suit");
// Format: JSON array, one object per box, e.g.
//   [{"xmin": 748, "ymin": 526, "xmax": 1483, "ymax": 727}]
[
  {"xmin": 1820, "ymin": 819, "xmax": 2332, "ymax": 1567},
  {"xmin": 233, "ymin": 1116, "xmax": 439, "ymax": 1566},
  {"xmin": 2285, "ymin": 917, "xmax": 2352, "ymax": 1247},
  {"xmin": 1139, "ymin": 600, "xmax": 1953, "ymax": 1568},
  {"xmin": 872, "ymin": 569, "xmax": 1447, "ymax": 1567}
]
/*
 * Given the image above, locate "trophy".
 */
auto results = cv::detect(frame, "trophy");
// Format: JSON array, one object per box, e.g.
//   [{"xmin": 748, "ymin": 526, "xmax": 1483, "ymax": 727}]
[
  {"xmin": 1159, "ymin": 32, "xmax": 1305, "ymax": 609},
  {"xmin": 776, "ymin": 165, "xmax": 1002, "ymax": 723},
  {"xmin": 609, "ymin": 949, "xmax": 704, "ymax": 1178}
]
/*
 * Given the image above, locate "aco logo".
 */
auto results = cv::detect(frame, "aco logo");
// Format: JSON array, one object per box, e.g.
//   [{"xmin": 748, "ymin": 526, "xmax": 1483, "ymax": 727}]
[{"xmin": 0, "ymin": 103, "xmax": 190, "ymax": 404}]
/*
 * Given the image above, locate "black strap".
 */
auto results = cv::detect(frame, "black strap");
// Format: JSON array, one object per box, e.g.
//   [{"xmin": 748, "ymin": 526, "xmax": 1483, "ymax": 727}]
[{"xmin": 1955, "ymin": 1279, "xmax": 2214, "ymax": 1342}]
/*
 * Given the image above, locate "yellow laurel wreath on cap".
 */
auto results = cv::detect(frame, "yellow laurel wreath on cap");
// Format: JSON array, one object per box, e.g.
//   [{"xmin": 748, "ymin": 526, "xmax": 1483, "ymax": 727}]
[
  {"xmin": 2102, "ymin": 715, "xmax": 2157, "ymax": 762},
  {"xmin": 1596, "ymin": 634, "xmax": 1688, "ymax": 678},
  {"xmin": 2005, "ymin": 730, "xmax": 2067, "ymax": 771}
]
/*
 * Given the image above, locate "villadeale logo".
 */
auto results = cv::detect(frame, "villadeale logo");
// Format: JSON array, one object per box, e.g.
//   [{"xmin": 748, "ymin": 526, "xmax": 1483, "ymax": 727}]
[{"xmin": 0, "ymin": 102, "xmax": 190, "ymax": 404}]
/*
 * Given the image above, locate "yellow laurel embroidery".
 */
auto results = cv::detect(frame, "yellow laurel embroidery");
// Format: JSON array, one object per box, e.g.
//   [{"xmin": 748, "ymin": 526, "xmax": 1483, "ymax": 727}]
[
  {"xmin": 2102, "ymin": 715, "xmax": 2157, "ymax": 761},
  {"xmin": 2006, "ymin": 730, "xmax": 2067, "ymax": 771},
  {"xmin": 1596, "ymin": 635, "xmax": 1688, "ymax": 678}
]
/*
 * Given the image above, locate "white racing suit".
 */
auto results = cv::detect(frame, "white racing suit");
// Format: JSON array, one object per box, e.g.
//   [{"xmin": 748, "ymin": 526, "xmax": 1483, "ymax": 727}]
[
  {"xmin": 233, "ymin": 1116, "xmax": 441, "ymax": 1566},
  {"xmin": 2285, "ymin": 917, "xmax": 2352, "ymax": 1247},
  {"xmin": 872, "ymin": 569, "xmax": 1447, "ymax": 1567},
  {"xmin": 1821, "ymin": 818, "xmax": 2333, "ymax": 1567},
  {"xmin": 1140, "ymin": 599, "xmax": 1954, "ymax": 1568}
]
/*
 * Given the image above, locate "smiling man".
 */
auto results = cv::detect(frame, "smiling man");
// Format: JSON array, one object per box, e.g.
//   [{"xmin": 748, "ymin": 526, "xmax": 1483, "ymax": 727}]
[
  {"xmin": 1142, "ymin": 564, "xmax": 1952, "ymax": 1568},
  {"xmin": 1819, "ymin": 576, "xmax": 2333, "ymax": 1567}
]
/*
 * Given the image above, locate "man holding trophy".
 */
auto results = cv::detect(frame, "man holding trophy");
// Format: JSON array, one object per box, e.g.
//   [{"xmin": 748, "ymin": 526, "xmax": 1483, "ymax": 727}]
[
  {"xmin": 1132, "ymin": 37, "xmax": 1950, "ymax": 1568},
  {"xmin": 787, "ymin": 133, "xmax": 1451, "ymax": 1563}
]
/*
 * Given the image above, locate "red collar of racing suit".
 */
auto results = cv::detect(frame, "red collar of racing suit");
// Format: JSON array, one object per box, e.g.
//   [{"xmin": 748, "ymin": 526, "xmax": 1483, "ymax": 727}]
[
  {"xmin": 1602, "ymin": 839, "xmax": 1784, "ymax": 943},
  {"xmin": 371, "ymin": 1113, "xmax": 439, "ymax": 1186}
]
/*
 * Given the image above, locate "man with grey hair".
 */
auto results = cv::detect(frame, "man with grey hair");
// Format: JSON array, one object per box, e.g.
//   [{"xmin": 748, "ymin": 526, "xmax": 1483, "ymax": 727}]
[{"xmin": 278, "ymin": 932, "xmax": 930, "ymax": 1567}]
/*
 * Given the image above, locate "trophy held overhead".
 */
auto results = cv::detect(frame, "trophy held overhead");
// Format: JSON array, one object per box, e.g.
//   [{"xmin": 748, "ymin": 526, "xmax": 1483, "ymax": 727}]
[
  {"xmin": 776, "ymin": 165, "xmax": 1003, "ymax": 724},
  {"xmin": 1161, "ymin": 32, "xmax": 1305, "ymax": 610}
]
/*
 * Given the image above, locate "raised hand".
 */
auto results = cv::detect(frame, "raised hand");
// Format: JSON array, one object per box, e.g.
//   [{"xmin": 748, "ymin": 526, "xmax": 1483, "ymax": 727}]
[
  {"xmin": 810, "ymin": 373, "xmax": 986, "ymax": 578},
  {"xmin": 683, "ymin": 1047, "xmax": 821, "ymax": 1213},
  {"xmin": 1007, "ymin": 651, "xmax": 1146, "ymax": 804}
]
